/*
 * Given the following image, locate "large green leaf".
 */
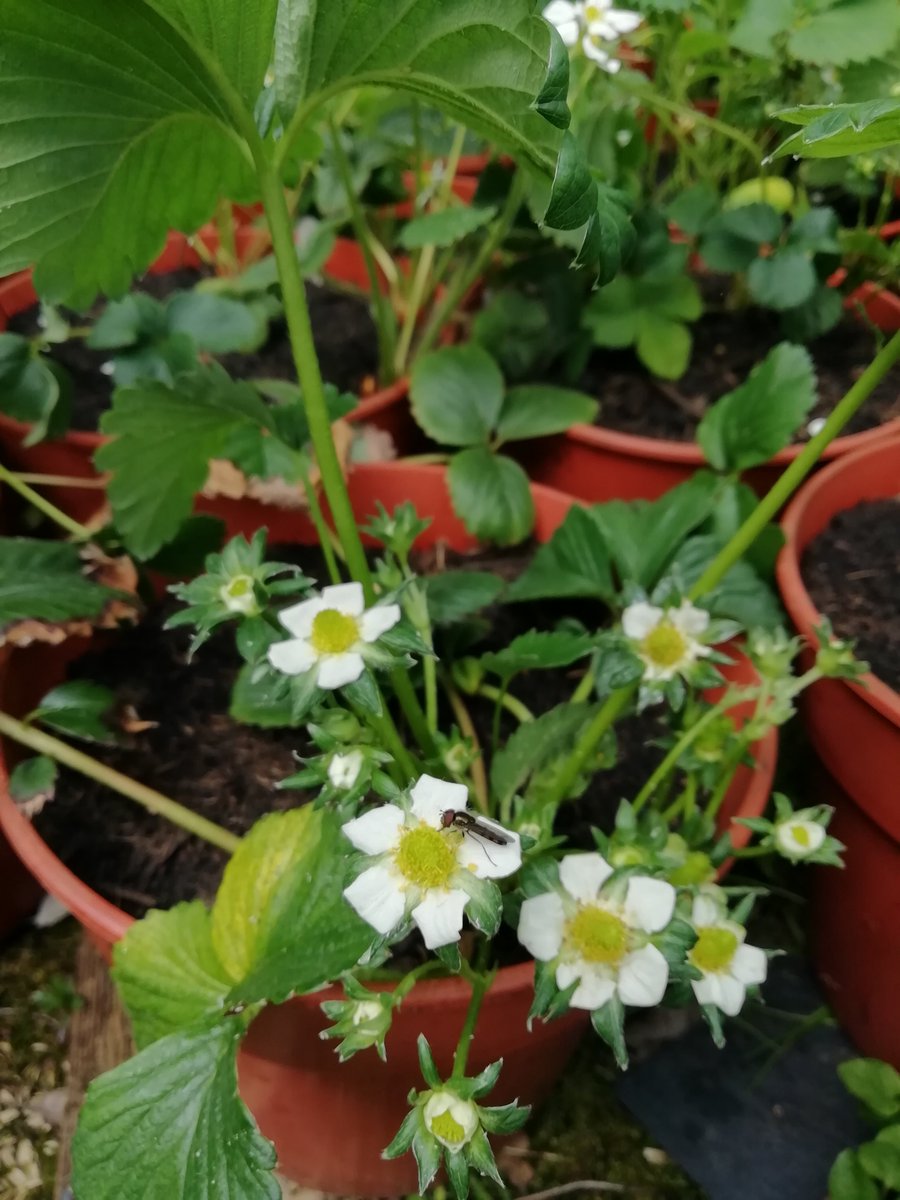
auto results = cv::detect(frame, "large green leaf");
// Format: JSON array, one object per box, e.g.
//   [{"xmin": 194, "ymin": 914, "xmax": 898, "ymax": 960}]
[
  {"xmin": 496, "ymin": 385, "xmax": 597, "ymax": 442},
  {"xmin": 0, "ymin": 539, "xmax": 116, "ymax": 633},
  {"xmin": 71, "ymin": 1022, "xmax": 280, "ymax": 1200},
  {"xmin": 480, "ymin": 630, "xmax": 594, "ymax": 680},
  {"xmin": 506, "ymin": 505, "xmax": 615, "ymax": 603},
  {"xmin": 775, "ymin": 98, "xmax": 900, "ymax": 158},
  {"xmin": 112, "ymin": 903, "xmax": 236, "ymax": 1050},
  {"xmin": 96, "ymin": 366, "xmax": 276, "ymax": 559},
  {"xmin": 746, "ymin": 252, "xmax": 817, "ymax": 311},
  {"xmin": 423, "ymin": 571, "xmax": 505, "ymax": 625},
  {"xmin": 788, "ymin": 0, "xmax": 900, "ymax": 67},
  {"xmin": 31, "ymin": 681, "xmax": 118, "ymax": 745},
  {"xmin": 211, "ymin": 806, "xmax": 372, "ymax": 1005},
  {"xmin": 697, "ymin": 343, "xmax": 816, "ymax": 473},
  {"xmin": 410, "ymin": 346, "xmax": 504, "ymax": 446},
  {"xmin": 447, "ymin": 447, "xmax": 535, "ymax": 546},
  {"xmin": 839, "ymin": 1058, "xmax": 900, "ymax": 1119},
  {"xmin": 398, "ymin": 205, "xmax": 499, "ymax": 251}
]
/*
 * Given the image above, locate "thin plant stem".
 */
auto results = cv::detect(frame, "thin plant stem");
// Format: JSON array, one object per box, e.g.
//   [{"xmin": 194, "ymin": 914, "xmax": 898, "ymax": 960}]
[
  {"xmin": 0, "ymin": 710, "xmax": 239, "ymax": 853},
  {"xmin": 296, "ymin": 464, "xmax": 343, "ymax": 586},
  {"xmin": 542, "ymin": 687, "xmax": 632, "ymax": 810},
  {"xmin": 570, "ymin": 667, "xmax": 596, "ymax": 704},
  {"xmin": 328, "ymin": 119, "xmax": 399, "ymax": 383},
  {"xmin": 631, "ymin": 694, "xmax": 741, "ymax": 815},
  {"xmin": 0, "ymin": 463, "xmax": 91, "ymax": 540},
  {"xmin": 357, "ymin": 690, "xmax": 419, "ymax": 784},
  {"xmin": 476, "ymin": 683, "xmax": 534, "ymax": 724},
  {"xmin": 13, "ymin": 474, "xmax": 107, "ymax": 490},
  {"xmin": 451, "ymin": 964, "xmax": 494, "ymax": 1080},
  {"xmin": 214, "ymin": 197, "xmax": 238, "ymax": 273},
  {"xmin": 443, "ymin": 677, "xmax": 489, "ymax": 812}
]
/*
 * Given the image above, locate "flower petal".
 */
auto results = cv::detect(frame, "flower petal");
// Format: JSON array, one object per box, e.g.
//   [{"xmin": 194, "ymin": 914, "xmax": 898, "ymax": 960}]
[
  {"xmin": 455, "ymin": 822, "xmax": 522, "ymax": 880},
  {"xmin": 267, "ymin": 638, "xmax": 317, "ymax": 676},
  {"xmin": 343, "ymin": 863, "xmax": 407, "ymax": 935},
  {"xmin": 559, "ymin": 852, "xmax": 614, "ymax": 903},
  {"xmin": 321, "ymin": 582, "xmax": 365, "ymax": 616},
  {"xmin": 671, "ymin": 601, "xmax": 710, "ymax": 638},
  {"xmin": 359, "ymin": 604, "xmax": 402, "ymax": 642},
  {"xmin": 602, "ymin": 8, "xmax": 641, "ymax": 34},
  {"xmin": 278, "ymin": 597, "xmax": 325, "ymax": 638},
  {"xmin": 617, "ymin": 944, "xmax": 669, "ymax": 1008},
  {"xmin": 412, "ymin": 888, "xmax": 468, "ymax": 949},
  {"xmin": 342, "ymin": 804, "xmax": 406, "ymax": 855},
  {"xmin": 316, "ymin": 652, "xmax": 365, "ymax": 689},
  {"xmin": 624, "ymin": 876, "xmax": 676, "ymax": 934},
  {"xmin": 543, "ymin": 0, "xmax": 580, "ymax": 44},
  {"xmin": 518, "ymin": 893, "xmax": 566, "ymax": 961},
  {"xmin": 557, "ymin": 961, "xmax": 616, "ymax": 1011},
  {"xmin": 410, "ymin": 774, "xmax": 468, "ymax": 827},
  {"xmin": 731, "ymin": 943, "xmax": 768, "ymax": 987},
  {"xmin": 692, "ymin": 972, "xmax": 746, "ymax": 1017},
  {"xmin": 691, "ymin": 893, "xmax": 723, "ymax": 928},
  {"xmin": 622, "ymin": 601, "xmax": 663, "ymax": 641}
]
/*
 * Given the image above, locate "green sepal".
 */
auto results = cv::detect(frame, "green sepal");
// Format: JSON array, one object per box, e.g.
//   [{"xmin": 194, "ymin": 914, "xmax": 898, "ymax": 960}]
[
  {"xmin": 591, "ymin": 995, "xmax": 628, "ymax": 1069},
  {"xmin": 479, "ymin": 1100, "xmax": 531, "ymax": 1135},
  {"xmin": 412, "ymin": 1123, "xmax": 443, "ymax": 1193},
  {"xmin": 445, "ymin": 1147, "xmax": 471, "ymax": 1200},
  {"xmin": 466, "ymin": 1126, "xmax": 504, "ymax": 1186},
  {"xmin": 342, "ymin": 669, "xmax": 383, "ymax": 716},
  {"xmin": 417, "ymin": 1035, "xmax": 442, "ymax": 1089},
  {"xmin": 382, "ymin": 1105, "xmax": 421, "ymax": 1160}
]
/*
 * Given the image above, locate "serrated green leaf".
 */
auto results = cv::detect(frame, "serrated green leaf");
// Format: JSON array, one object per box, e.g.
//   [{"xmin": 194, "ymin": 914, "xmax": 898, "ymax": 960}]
[
  {"xmin": 8, "ymin": 756, "xmax": 57, "ymax": 804},
  {"xmin": 697, "ymin": 343, "xmax": 816, "ymax": 472},
  {"xmin": 87, "ymin": 294, "xmax": 167, "ymax": 350},
  {"xmin": 839, "ymin": 1058, "xmax": 900, "ymax": 1119},
  {"xmin": 71, "ymin": 1023, "xmax": 279, "ymax": 1200},
  {"xmin": 730, "ymin": 0, "xmax": 794, "ymax": 58},
  {"xmin": 423, "ymin": 572, "xmax": 505, "ymax": 625},
  {"xmin": 410, "ymin": 346, "xmax": 505, "ymax": 446},
  {"xmin": 481, "ymin": 630, "xmax": 594, "ymax": 679},
  {"xmin": 491, "ymin": 703, "xmax": 599, "ymax": 807},
  {"xmin": 31, "ymin": 680, "xmax": 118, "ymax": 744},
  {"xmin": 166, "ymin": 292, "xmax": 268, "ymax": 355},
  {"xmin": 507, "ymin": 505, "xmax": 614, "ymax": 603},
  {"xmin": 112, "ymin": 902, "xmax": 235, "ymax": 1049},
  {"xmin": 0, "ymin": 334, "xmax": 68, "ymax": 443},
  {"xmin": 636, "ymin": 311, "xmax": 692, "ymax": 380},
  {"xmin": 775, "ymin": 98, "xmax": 900, "ymax": 159},
  {"xmin": 211, "ymin": 807, "xmax": 372, "ymax": 1005},
  {"xmin": 747, "ymin": 251, "xmax": 817, "ymax": 311},
  {"xmin": 448, "ymin": 448, "xmax": 535, "ymax": 546},
  {"xmin": 788, "ymin": 0, "xmax": 900, "ymax": 67},
  {"xmin": 0, "ymin": 539, "xmax": 116, "ymax": 634},
  {"xmin": 96, "ymin": 366, "xmax": 276, "ymax": 559},
  {"xmin": 229, "ymin": 661, "xmax": 297, "ymax": 728},
  {"xmin": 667, "ymin": 535, "xmax": 784, "ymax": 628},
  {"xmin": 398, "ymin": 205, "xmax": 498, "ymax": 251},
  {"xmin": 496, "ymin": 385, "xmax": 597, "ymax": 442}
]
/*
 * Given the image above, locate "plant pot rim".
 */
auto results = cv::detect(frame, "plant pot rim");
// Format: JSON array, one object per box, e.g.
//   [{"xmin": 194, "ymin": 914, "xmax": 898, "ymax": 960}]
[
  {"xmin": 776, "ymin": 435, "xmax": 900, "ymax": 727},
  {"xmin": 0, "ymin": 461, "xmax": 777, "ymax": 981},
  {"xmin": 560, "ymin": 412, "xmax": 900, "ymax": 468}
]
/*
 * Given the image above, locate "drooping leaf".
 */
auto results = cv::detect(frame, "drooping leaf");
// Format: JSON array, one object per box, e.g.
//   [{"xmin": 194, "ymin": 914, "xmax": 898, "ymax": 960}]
[
  {"xmin": 0, "ymin": 539, "xmax": 116, "ymax": 635},
  {"xmin": 211, "ymin": 807, "xmax": 372, "ymax": 1005},
  {"xmin": 839, "ymin": 1058, "xmax": 900, "ymax": 1119},
  {"xmin": 8, "ymin": 757, "xmax": 58, "ymax": 807},
  {"xmin": 0, "ymin": 334, "xmax": 69, "ymax": 444},
  {"xmin": 447, "ymin": 448, "xmax": 535, "ymax": 546},
  {"xmin": 696, "ymin": 343, "xmax": 816, "ymax": 472},
  {"xmin": 410, "ymin": 346, "xmax": 505, "ymax": 446},
  {"xmin": 496, "ymin": 385, "xmax": 597, "ymax": 442},
  {"xmin": 31, "ymin": 681, "xmax": 119, "ymax": 744},
  {"xmin": 96, "ymin": 366, "xmax": 276, "ymax": 559},
  {"xmin": 480, "ymin": 630, "xmax": 594, "ymax": 679},
  {"xmin": 71, "ymin": 1022, "xmax": 280, "ymax": 1200},
  {"xmin": 423, "ymin": 571, "xmax": 505, "ymax": 625},
  {"xmin": 398, "ymin": 205, "xmax": 499, "ymax": 251},
  {"xmin": 507, "ymin": 504, "xmax": 614, "ymax": 604},
  {"xmin": 112, "ymin": 902, "xmax": 235, "ymax": 1049}
]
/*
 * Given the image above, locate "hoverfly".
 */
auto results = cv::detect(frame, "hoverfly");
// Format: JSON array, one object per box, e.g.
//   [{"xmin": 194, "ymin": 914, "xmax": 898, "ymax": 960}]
[{"xmin": 440, "ymin": 809, "xmax": 512, "ymax": 846}]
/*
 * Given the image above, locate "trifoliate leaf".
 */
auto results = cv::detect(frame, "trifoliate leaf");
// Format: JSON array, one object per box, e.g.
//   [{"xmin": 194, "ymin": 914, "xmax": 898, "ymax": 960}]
[
  {"xmin": 507, "ymin": 505, "xmax": 615, "ymax": 604},
  {"xmin": 410, "ymin": 346, "xmax": 505, "ymax": 447},
  {"xmin": 447, "ymin": 448, "xmax": 535, "ymax": 546}
]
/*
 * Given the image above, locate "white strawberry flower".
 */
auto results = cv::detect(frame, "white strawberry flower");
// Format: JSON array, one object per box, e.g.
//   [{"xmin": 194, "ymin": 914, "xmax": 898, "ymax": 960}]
[
  {"xmin": 267, "ymin": 582, "xmax": 401, "ymax": 689},
  {"xmin": 423, "ymin": 1092, "xmax": 480, "ymax": 1150},
  {"xmin": 543, "ymin": 0, "xmax": 581, "ymax": 45},
  {"xmin": 518, "ymin": 852, "xmax": 675, "ymax": 1011},
  {"xmin": 219, "ymin": 573, "xmax": 259, "ymax": 616},
  {"xmin": 328, "ymin": 749, "xmax": 365, "ymax": 791},
  {"xmin": 622, "ymin": 599, "xmax": 713, "ymax": 683},
  {"xmin": 774, "ymin": 815, "xmax": 827, "ymax": 861},
  {"xmin": 342, "ymin": 776, "xmax": 522, "ymax": 950},
  {"xmin": 544, "ymin": 0, "xmax": 641, "ymax": 73},
  {"xmin": 583, "ymin": 0, "xmax": 641, "ymax": 40},
  {"xmin": 688, "ymin": 893, "xmax": 768, "ymax": 1017}
]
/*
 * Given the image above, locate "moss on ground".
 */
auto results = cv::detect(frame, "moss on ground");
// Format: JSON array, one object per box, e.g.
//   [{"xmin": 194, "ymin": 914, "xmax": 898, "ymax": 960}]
[{"xmin": 0, "ymin": 922, "xmax": 80, "ymax": 1200}]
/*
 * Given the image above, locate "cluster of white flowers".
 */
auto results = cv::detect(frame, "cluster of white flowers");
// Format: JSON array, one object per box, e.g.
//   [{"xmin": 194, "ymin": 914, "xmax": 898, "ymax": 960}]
[{"xmin": 543, "ymin": 0, "xmax": 641, "ymax": 73}]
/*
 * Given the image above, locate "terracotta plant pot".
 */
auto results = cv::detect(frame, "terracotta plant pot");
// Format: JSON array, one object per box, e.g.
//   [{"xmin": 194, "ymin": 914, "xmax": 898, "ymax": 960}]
[
  {"xmin": 0, "ymin": 464, "xmax": 777, "ymax": 1193},
  {"xmin": 0, "ymin": 232, "xmax": 417, "ymax": 526},
  {"xmin": 829, "ymin": 220, "xmax": 900, "ymax": 335},
  {"xmin": 776, "ymin": 437, "xmax": 900, "ymax": 1065}
]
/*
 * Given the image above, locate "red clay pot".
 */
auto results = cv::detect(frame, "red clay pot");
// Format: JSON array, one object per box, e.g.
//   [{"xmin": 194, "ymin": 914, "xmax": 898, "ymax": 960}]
[
  {"xmin": 0, "ymin": 233, "xmax": 417, "ymax": 526},
  {"xmin": 0, "ymin": 463, "xmax": 777, "ymax": 1193},
  {"xmin": 776, "ymin": 437, "xmax": 900, "ymax": 1064}
]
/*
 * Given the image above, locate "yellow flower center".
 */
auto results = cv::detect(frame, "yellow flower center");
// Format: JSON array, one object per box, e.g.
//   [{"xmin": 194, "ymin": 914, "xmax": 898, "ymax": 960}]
[
  {"xmin": 789, "ymin": 823, "xmax": 812, "ymax": 847},
  {"xmin": 310, "ymin": 609, "xmax": 359, "ymax": 655},
  {"xmin": 690, "ymin": 927, "xmax": 738, "ymax": 974},
  {"xmin": 668, "ymin": 852, "xmax": 715, "ymax": 887},
  {"xmin": 429, "ymin": 1109, "xmax": 467, "ymax": 1146},
  {"xmin": 394, "ymin": 826, "xmax": 457, "ymax": 890},
  {"xmin": 225, "ymin": 574, "xmax": 253, "ymax": 599},
  {"xmin": 641, "ymin": 622, "xmax": 689, "ymax": 669},
  {"xmin": 566, "ymin": 905, "xmax": 629, "ymax": 965},
  {"xmin": 584, "ymin": 2, "xmax": 604, "ymax": 21}
]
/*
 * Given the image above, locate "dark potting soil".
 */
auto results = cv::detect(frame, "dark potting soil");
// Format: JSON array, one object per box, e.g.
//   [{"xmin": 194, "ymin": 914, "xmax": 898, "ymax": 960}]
[
  {"xmin": 6, "ymin": 276, "xmax": 378, "ymax": 434},
  {"xmin": 801, "ymin": 497, "xmax": 900, "ymax": 693},
  {"xmin": 31, "ymin": 541, "xmax": 670, "ymax": 924},
  {"xmin": 573, "ymin": 296, "xmax": 900, "ymax": 443}
]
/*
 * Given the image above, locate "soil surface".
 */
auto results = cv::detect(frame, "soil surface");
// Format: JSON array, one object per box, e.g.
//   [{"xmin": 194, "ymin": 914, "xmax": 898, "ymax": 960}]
[
  {"xmin": 571, "ymin": 290, "xmax": 900, "ymax": 443},
  {"xmin": 802, "ymin": 497, "xmax": 900, "ymax": 692},
  {"xmin": 6, "ymin": 272, "xmax": 378, "ymax": 434}
]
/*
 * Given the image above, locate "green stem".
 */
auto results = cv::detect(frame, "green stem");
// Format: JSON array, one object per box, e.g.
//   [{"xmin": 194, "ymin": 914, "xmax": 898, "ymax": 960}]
[
  {"xmin": 615, "ymin": 74, "xmax": 762, "ymax": 164},
  {"xmin": 477, "ymin": 683, "xmax": 534, "ymax": 724},
  {"xmin": 631, "ymin": 695, "xmax": 741, "ymax": 815},
  {"xmin": 544, "ymin": 687, "xmax": 633, "ymax": 808},
  {"xmin": 0, "ymin": 711, "xmax": 239, "ymax": 854},
  {"xmin": 691, "ymin": 328, "xmax": 900, "ymax": 599},
  {"xmin": 328, "ymin": 120, "xmax": 399, "ymax": 384},
  {"xmin": 214, "ymin": 197, "xmax": 238, "ymax": 273},
  {"xmin": 443, "ymin": 677, "xmax": 489, "ymax": 812},
  {"xmin": 296, "ymin": 464, "xmax": 343, "ymax": 586},
  {"xmin": 451, "ymin": 967, "xmax": 494, "ymax": 1081},
  {"xmin": 570, "ymin": 667, "xmax": 596, "ymax": 705},
  {"xmin": 356, "ymin": 700, "xmax": 418, "ymax": 785},
  {"xmin": 416, "ymin": 171, "xmax": 526, "ymax": 359},
  {"xmin": 0, "ymin": 463, "xmax": 92, "ymax": 540}
]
